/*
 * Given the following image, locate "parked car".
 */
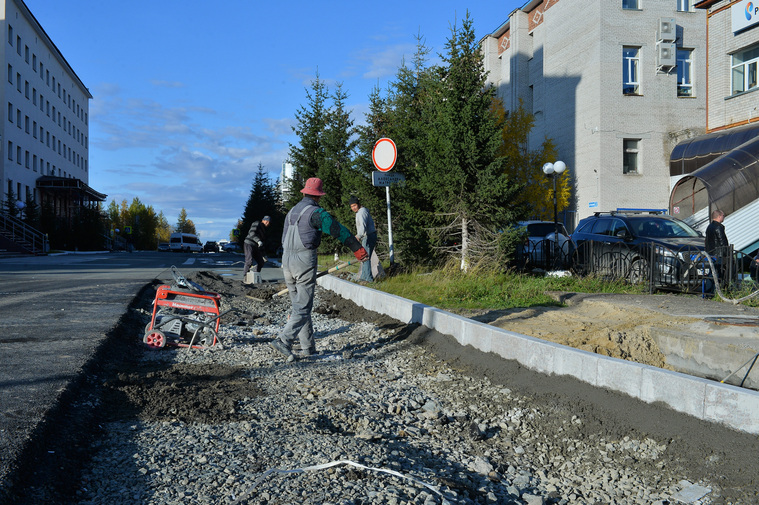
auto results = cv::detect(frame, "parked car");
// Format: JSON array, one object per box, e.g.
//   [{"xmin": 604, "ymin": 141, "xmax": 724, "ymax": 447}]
[
  {"xmin": 203, "ymin": 241, "xmax": 219, "ymax": 253},
  {"xmin": 157, "ymin": 242, "xmax": 170, "ymax": 252},
  {"xmin": 222, "ymin": 242, "xmax": 241, "ymax": 253},
  {"xmin": 570, "ymin": 211, "xmax": 708, "ymax": 291},
  {"xmin": 516, "ymin": 220, "xmax": 571, "ymax": 270}
]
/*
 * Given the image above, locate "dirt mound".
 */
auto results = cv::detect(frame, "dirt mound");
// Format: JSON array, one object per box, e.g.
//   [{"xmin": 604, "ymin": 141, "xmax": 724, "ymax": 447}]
[{"xmin": 465, "ymin": 301, "xmax": 682, "ymax": 369}]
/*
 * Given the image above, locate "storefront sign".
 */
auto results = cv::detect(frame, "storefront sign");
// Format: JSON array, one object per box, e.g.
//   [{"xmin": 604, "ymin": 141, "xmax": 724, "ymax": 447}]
[{"xmin": 732, "ymin": 0, "xmax": 759, "ymax": 33}]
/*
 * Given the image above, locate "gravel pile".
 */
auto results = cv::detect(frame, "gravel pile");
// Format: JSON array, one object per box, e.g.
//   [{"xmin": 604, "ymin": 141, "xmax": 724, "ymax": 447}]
[{"xmin": 14, "ymin": 272, "xmax": 753, "ymax": 504}]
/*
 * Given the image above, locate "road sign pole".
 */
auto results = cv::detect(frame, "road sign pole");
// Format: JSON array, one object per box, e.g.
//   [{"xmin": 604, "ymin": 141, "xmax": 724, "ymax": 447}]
[
  {"xmin": 372, "ymin": 138, "xmax": 398, "ymax": 266},
  {"xmin": 385, "ymin": 186, "xmax": 394, "ymax": 265}
]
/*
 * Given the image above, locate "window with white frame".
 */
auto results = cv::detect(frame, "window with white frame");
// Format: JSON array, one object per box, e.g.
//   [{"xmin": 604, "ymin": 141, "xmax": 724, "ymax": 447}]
[
  {"xmin": 623, "ymin": 139, "xmax": 640, "ymax": 174},
  {"xmin": 623, "ymin": 46, "xmax": 640, "ymax": 94},
  {"xmin": 623, "ymin": 0, "xmax": 639, "ymax": 9},
  {"xmin": 732, "ymin": 45, "xmax": 759, "ymax": 95},
  {"xmin": 677, "ymin": 0, "xmax": 695, "ymax": 12},
  {"xmin": 677, "ymin": 49, "xmax": 693, "ymax": 97}
]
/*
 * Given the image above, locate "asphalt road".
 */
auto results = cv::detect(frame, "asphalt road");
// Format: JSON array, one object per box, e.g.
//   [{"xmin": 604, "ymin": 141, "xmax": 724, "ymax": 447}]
[{"xmin": 0, "ymin": 250, "xmax": 279, "ymax": 492}]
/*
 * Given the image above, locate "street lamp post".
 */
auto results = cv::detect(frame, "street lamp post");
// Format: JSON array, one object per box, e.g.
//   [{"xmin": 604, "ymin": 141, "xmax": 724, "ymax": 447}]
[{"xmin": 542, "ymin": 161, "xmax": 567, "ymax": 268}]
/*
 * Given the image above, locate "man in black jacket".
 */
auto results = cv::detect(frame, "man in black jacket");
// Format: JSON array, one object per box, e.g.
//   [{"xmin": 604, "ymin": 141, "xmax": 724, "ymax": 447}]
[
  {"xmin": 243, "ymin": 216, "xmax": 270, "ymax": 278},
  {"xmin": 705, "ymin": 209, "xmax": 730, "ymax": 286}
]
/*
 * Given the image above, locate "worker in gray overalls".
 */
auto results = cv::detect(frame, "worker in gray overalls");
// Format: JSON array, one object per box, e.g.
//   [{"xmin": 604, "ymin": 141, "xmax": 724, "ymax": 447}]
[{"xmin": 270, "ymin": 177, "xmax": 368, "ymax": 362}]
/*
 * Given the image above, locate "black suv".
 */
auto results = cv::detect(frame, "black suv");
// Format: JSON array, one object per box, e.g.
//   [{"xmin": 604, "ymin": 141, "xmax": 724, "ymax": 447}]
[
  {"xmin": 570, "ymin": 211, "xmax": 709, "ymax": 291},
  {"xmin": 203, "ymin": 241, "xmax": 219, "ymax": 253}
]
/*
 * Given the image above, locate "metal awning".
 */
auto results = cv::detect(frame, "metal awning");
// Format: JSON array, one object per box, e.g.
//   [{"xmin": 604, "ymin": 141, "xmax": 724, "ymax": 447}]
[
  {"xmin": 670, "ymin": 124, "xmax": 759, "ymax": 218},
  {"xmin": 36, "ymin": 176, "xmax": 107, "ymax": 202},
  {"xmin": 670, "ymin": 123, "xmax": 759, "ymax": 177}
]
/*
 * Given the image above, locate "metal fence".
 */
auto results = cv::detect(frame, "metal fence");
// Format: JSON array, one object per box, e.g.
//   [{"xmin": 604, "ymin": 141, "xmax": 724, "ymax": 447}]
[
  {"xmin": 520, "ymin": 238, "xmax": 755, "ymax": 295},
  {"xmin": 570, "ymin": 240, "xmax": 750, "ymax": 294}
]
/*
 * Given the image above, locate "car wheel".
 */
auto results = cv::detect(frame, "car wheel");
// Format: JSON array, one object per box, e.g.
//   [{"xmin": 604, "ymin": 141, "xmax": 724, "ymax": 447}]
[{"xmin": 629, "ymin": 258, "xmax": 649, "ymax": 285}]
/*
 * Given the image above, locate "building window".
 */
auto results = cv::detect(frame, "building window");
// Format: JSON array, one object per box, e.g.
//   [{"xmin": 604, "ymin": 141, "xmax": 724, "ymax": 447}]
[
  {"xmin": 7, "ymin": 64, "xmax": 11, "ymax": 83},
  {"xmin": 8, "ymin": 25, "xmax": 12, "ymax": 45},
  {"xmin": 677, "ymin": 49, "xmax": 693, "ymax": 97},
  {"xmin": 623, "ymin": 46, "xmax": 640, "ymax": 95},
  {"xmin": 623, "ymin": 139, "xmax": 640, "ymax": 174},
  {"xmin": 32, "ymin": 54, "xmax": 36, "ymax": 71},
  {"xmin": 677, "ymin": 0, "xmax": 695, "ymax": 12},
  {"xmin": 16, "ymin": 36, "xmax": 21, "ymax": 55},
  {"xmin": 16, "ymin": 146, "xmax": 21, "ymax": 164},
  {"xmin": 623, "ymin": 0, "xmax": 640, "ymax": 9},
  {"xmin": 731, "ymin": 44, "xmax": 759, "ymax": 95},
  {"xmin": 7, "ymin": 102, "xmax": 12, "ymax": 122},
  {"xmin": 7, "ymin": 142, "xmax": 12, "ymax": 160}
]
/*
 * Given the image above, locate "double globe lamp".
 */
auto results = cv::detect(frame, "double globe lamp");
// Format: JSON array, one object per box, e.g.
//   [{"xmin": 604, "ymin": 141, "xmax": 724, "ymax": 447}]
[{"xmin": 542, "ymin": 160, "xmax": 567, "ymax": 267}]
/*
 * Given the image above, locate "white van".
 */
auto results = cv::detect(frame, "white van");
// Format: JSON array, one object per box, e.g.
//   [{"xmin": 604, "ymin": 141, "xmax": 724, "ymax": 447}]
[{"xmin": 169, "ymin": 232, "xmax": 202, "ymax": 252}]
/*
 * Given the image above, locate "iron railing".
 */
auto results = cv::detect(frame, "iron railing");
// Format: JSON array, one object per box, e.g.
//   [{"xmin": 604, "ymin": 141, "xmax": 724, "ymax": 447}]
[
  {"xmin": 0, "ymin": 210, "xmax": 48, "ymax": 254},
  {"xmin": 569, "ymin": 240, "xmax": 748, "ymax": 294}
]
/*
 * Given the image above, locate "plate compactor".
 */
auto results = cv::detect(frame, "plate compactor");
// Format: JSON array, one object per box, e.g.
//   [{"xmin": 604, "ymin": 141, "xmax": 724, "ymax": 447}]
[{"xmin": 143, "ymin": 266, "xmax": 230, "ymax": 350}]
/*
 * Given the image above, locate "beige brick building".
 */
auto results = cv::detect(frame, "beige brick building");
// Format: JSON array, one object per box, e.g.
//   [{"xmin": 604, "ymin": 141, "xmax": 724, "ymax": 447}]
[
  {"xmin": 481, "ymin": 0, "xmax": 706, "ymax": 229},
  {"xmin": 667, "ymin": 0, "xmax": 759, "ymax": 253}
]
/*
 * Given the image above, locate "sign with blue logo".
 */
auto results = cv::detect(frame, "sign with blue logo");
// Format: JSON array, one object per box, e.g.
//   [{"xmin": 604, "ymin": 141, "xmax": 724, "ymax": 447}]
[
  {"xmin": 589, "ymin": 201, "xmax": 598, "ymax": 208},
  {"xmin": 732, "ymin": 0, "xmax": 759, "ymax": 33}
]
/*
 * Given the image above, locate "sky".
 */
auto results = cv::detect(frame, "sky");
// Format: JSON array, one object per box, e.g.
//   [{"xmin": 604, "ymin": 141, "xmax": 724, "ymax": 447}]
[{"xmin": 24, "ymin": 0, "xmax": 524, "ymax": 242}]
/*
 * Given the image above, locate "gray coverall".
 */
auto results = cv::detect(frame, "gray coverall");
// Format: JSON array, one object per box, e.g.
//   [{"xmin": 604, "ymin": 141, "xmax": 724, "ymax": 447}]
[{"xmin": 276, "ymin": 197, "xmax": 362, "ymax": 355}]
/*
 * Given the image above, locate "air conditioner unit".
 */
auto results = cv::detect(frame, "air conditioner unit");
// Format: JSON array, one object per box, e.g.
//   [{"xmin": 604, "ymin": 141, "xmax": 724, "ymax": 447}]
[
  {"xmin": 657, "ymin": 42, "xmax": 677, "ymax": 67},
  {"xmin": 658, "ymin": 17, "xmax": 676, "ymax": 42}
]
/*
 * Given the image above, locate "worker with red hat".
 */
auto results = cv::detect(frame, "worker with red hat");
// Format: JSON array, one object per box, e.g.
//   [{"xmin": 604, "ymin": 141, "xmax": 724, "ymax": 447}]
[{"xmin": 270, "ymin": 177, "xmax": 368, "ymax": 362}]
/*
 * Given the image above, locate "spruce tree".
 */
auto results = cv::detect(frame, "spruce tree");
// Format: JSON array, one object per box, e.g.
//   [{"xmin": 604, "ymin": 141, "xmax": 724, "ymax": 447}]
[
  {"xmin": 240, "ymin": 163, "xmax": 280, "ymax": 250},
  {"xmin": 379, "ymin": 37, "xmax": 439, "ymax": 264},
  {"xmin": 288, "ymin": 72, "xmax": 329, "ymax": 209},
  {"xmin": 424, "ymin": 13, "xmax": 523, "ymax": 270}
]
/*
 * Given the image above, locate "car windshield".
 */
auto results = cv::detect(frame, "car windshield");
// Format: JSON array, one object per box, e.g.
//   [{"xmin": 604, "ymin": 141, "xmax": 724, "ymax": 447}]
[{"xmin": 628, "ymin": 217, "xmax": 700, "ymax": 238}]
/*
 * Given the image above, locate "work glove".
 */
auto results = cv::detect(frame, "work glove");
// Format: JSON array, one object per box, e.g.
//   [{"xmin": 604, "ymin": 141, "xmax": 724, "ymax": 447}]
[{"xmin": 354, "ymin": 247, "xmax": 369, "ymax": 262}]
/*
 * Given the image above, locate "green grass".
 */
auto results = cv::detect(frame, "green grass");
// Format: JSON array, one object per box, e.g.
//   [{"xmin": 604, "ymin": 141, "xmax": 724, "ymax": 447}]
[
  {"xmin": 371, "ymin": 265, "xmax": 647, "ymax": 310},
  {"xmin": 323, "ymin": 254, "xmax": 759, "ymax": 310}
]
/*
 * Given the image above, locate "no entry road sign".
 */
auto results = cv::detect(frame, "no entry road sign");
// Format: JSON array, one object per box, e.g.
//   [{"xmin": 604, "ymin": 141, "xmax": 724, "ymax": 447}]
[{"xmin": 372, "ymin": 138, "xmax": 397, "ymax": 172}]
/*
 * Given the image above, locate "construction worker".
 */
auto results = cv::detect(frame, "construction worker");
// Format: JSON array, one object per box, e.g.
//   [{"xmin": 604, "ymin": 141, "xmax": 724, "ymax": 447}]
[
  {"xmin": 349, "ymin": 195, "xmax": 376, "ymax": 282},
  {"xmin": 270, "ymin": 178, "xmax": 368, "ymax": 362},
  {"xmin": 243, "ymin": 216, "xmax": 270, "ymax": 278}
]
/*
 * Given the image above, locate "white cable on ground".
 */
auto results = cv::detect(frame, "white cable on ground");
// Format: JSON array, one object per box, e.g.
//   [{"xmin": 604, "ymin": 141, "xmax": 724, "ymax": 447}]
[
  {"xmin": 230, "ymin": 459, "xmax": 451, "ymax": 505},
  {"xmin": 698, "ymin": 253, "xmax": 759, "ymax": 304}
]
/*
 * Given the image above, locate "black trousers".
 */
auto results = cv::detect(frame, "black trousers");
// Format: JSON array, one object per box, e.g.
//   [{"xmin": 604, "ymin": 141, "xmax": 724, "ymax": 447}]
[{"xmin": 243, "ymin": 242, "xmax": 265, "ymax": 274}]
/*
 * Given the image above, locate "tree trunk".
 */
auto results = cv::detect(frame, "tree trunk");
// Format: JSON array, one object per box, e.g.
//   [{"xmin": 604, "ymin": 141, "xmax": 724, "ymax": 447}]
[{"xmin": 460, "ymin": 216, "xmax": 469, "ymax": 272}]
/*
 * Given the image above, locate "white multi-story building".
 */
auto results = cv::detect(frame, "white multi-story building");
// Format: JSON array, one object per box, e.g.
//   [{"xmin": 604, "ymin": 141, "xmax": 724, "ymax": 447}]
[
  {"xmin": 1, "ymin": 0, "xmax": 102, "ymax": 224},
  {"xmin": 481, "ymin": 0, "xmax": 706, "ymax": 229}
]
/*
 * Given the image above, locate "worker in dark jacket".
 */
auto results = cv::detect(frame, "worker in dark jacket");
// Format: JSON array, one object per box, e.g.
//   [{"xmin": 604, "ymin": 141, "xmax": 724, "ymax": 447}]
[
  {"xmin": 705, "ymin": 209, "xmax": 730, "ymax": 286},
  {"xmin": 270, "ymin": 178, "xmax": 368, "ymax": 362},
  {"xmin": 243, "ymin": 216, "xmax": 270, "ymax": 277}
]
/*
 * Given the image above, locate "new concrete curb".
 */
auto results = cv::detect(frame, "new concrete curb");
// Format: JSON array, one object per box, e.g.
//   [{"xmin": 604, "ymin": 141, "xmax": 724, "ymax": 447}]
[{"xmin": 318, "ymin": 275, "xmax": 759, "ymax": 435}]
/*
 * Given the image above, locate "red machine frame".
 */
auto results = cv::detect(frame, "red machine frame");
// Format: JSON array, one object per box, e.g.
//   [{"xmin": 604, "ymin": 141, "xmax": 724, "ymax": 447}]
[{"xmin": 143, "ymin": 284, "xmax": 223, "ymax": 350}]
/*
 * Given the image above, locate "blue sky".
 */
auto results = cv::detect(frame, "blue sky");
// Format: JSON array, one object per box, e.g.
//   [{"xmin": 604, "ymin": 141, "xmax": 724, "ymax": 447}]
[{"xmin": 25, "ymin": 0, "xmax": 523, "ymax": 242}]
